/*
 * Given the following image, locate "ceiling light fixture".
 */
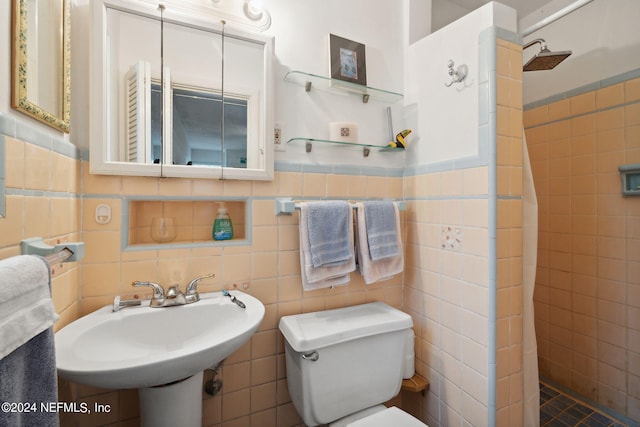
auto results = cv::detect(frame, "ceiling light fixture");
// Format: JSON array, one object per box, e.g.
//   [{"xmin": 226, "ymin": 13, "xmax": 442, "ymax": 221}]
[{"xmin": 244, "ymin": 0, "xmax": 264, "ymax": 20}]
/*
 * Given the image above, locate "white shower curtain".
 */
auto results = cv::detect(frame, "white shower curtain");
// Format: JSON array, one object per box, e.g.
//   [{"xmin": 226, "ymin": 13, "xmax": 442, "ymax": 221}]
[{"xmin": 522, "ymin": 133, "xmax": 540, "ymax": 427}]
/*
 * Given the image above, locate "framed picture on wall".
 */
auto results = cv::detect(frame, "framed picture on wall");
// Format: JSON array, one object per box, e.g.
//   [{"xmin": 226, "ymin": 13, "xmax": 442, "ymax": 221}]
[{"xmin": 329, "ymin": 34, "xmax": 367, "ymax": 87}]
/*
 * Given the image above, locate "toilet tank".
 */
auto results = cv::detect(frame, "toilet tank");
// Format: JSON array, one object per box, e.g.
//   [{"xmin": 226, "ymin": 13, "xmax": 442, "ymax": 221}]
[{"xmin": 279, "ymin": 302, "xmax": 413, "ymax": 427}]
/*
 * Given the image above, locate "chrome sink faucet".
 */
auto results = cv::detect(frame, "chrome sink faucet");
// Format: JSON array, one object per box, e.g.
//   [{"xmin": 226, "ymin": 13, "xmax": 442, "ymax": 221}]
[
  {"xmin": 132, "ymin": 273, "xmax": 215, "ymax": 308},
  {"xmin": 132, "ymin": 281, "xmax": 167, "ymax": 308},
  {"xmin": 185, "ymin": 273, "xmax": 215, "ymax": 304},
  {"xmin": 164, "ymin": 284, "xmax": 187, "ymax": 306},
  {"xmin": 112, "ymin": 295, "xmax": 142, "ymax": 312}
]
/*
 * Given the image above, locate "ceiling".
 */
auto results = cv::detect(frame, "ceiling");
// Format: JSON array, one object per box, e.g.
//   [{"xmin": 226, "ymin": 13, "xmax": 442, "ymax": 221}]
[{"xmin": 442, "ymin": 0, "xmax": 553, "ymax": 21}]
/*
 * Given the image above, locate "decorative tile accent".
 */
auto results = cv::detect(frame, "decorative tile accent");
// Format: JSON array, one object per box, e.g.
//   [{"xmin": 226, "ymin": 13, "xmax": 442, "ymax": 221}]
[{"xmin": 441, "ymin": 226, "xmax": 463, "ymax": 250}]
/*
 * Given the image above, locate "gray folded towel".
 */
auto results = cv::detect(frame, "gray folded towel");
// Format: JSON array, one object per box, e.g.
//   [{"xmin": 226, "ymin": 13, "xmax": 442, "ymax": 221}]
[
  {"xmin": 356, "ymin": 202, "xmax": 404, "ymax": 284},
  {"xmin": 0, "ymin": 255, "xmax": 59, "ymax": 427},
  {"xmin": 299, "ymin": 203, "xmax": 355, "ymax": 290},
  {"xmin": 363, "ymin": 201, "xmax": 399, "ymax": 261},
  {"xmin": 305, "ymin": 201, "xmax": 353, "ymax": 268},
  {"xmin": 0, "ymin": 329, "xmax": 59, "ymax": 427}
]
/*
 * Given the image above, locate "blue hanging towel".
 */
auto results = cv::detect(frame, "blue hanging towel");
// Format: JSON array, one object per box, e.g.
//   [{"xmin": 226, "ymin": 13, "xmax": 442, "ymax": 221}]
[
  {"xmin": 363, "ymin": 201, "xmax": 399, "ymax": 261},
  {"xmin": 305, "ymin": 201, "xmax": 353, "ymax": 268}
]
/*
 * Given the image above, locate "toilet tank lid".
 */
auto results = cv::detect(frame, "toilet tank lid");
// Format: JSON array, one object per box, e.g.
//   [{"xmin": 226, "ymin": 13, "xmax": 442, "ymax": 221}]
[{"xmin": 279, "ymin": 302, "xmax": 413, "ymax": 352}]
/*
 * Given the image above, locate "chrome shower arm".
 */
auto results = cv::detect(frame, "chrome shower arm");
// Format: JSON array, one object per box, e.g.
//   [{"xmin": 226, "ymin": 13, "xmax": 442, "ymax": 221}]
[{"xmin": 523, "ymin": 38, "xmax": 547, "ymax": 51}]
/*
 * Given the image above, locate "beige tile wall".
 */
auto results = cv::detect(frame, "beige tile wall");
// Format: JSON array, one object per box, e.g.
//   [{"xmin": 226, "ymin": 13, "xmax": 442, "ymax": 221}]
[
  {"xmin": 495, "ymin": 39, "xmax": 525, "ymax": 427},
  {"xmin": 525, "ymin": 76, "xmax": 640, "ymax": 421},
  {"xmin": 73, "ymin": 160, "xmax": 404, "ymax": 426},
  {"xmin": 403, "ymin": 164, "xmax": 492, "ymax": 427},
  {"xmin": 0, "ymin": 133, "xmax": 408, "ymax": 426},
  {"xmin": 0, "ymin": 136, "xmax": 81, "ymax": 330}
]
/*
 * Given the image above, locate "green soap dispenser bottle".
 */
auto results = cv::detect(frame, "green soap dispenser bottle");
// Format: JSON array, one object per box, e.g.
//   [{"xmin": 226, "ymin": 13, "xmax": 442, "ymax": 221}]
[{"xmin": 213, "ymin": 203, "xmax": 233, "ymax": 241}]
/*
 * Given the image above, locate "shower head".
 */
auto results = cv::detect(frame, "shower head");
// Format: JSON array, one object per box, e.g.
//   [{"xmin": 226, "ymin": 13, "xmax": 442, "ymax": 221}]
[{"xmin": 522, "ymin": 38, "xmax": 572, "ymax": 72}]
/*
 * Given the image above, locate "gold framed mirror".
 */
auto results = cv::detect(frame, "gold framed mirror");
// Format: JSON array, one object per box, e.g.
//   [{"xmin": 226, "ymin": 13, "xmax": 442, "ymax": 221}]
[{"xmin": 11, "ymin": 0, "xmax": 71, "ymax": 133}]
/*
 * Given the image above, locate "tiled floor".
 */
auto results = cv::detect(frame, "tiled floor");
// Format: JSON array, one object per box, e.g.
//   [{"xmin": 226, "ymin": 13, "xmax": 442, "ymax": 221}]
[{"xmin": 540, "ymin": 382, "xmax": 628, "ymax": 427}]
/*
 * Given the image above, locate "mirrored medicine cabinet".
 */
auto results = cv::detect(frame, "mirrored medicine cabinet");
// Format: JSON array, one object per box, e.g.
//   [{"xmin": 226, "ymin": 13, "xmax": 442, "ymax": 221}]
[{"xmin": 90, "ymin": 0, "xmax": 274, "ymax": 180}]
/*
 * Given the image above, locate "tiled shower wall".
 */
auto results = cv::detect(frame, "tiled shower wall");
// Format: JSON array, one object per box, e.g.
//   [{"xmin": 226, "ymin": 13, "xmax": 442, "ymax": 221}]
[
  {"xmin": 524, "ymin": 74, "xmax": 640, "ymax": 422},
  {"xmin": 494, "ymin": 38, "xmax": 525, "ymax": 427}
]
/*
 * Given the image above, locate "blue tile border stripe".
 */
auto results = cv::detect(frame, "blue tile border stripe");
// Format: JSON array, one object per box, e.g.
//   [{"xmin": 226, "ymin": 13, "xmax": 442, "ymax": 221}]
[
  {"xmin": 524, "ymin": 97, "xmax": 640, "ymax": 130},
  {"xmin": 524, "ymin": 67, "xmax": 640, "ymax": 111},
  {"xmin": 0, "ymin": 112, "xmax": 80, "ymax": 160},
  {"xmin": 275, "ymin": 161, "xmax": 405, "ymax": 177},
  {"xmin": 0, "ymin": 114, "xmax": 81, "ymax": 218},
  {"xmin": 5, "ymin": 188, "xmax": 78, "ymax": 199},
  {"xmin": 480, "ymin": 25, "xmax": 500, "ymax": 427}
]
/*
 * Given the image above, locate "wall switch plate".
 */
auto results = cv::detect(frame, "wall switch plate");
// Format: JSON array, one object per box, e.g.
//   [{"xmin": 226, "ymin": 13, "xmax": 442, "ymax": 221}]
[{"xmin": 274, "ymin": 122, "xmax": 286, "ymax": 151}]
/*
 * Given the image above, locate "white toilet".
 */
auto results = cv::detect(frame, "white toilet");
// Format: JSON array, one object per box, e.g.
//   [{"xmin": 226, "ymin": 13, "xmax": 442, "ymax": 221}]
[{"xmin": 279, "ymin": 302, "xmax": 428, "ymax": 427}]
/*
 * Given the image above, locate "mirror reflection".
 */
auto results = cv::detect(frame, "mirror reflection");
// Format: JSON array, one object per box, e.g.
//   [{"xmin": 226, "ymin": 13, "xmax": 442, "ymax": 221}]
[
  {"xmin": 151, "ymin": 86, "xmax": 249, "ymax": 168},
  {"xmin": 93, "ymin": 2, "xmax": 272, "ymax": 179},
  {"xmin": 11, "ymin": 0, "xmax": 71, "ymax": 133}
]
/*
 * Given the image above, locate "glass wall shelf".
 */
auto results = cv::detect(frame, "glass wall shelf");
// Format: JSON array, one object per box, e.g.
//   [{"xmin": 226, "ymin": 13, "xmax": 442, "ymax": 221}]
[
  {"xmin": 283, "ymin": 71, "xmax": 403, "ymax": 103},
  {"xmin": 287, "ymin": 137, "xmax": 405, "ymax": 157}
]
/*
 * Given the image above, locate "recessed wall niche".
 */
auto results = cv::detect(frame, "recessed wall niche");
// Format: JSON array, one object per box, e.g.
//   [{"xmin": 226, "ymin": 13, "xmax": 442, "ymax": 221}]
[
  {"xmin": 127, "ymin": 200, "xmax": 246, "ymax": 246},
  {"xmin": 619, "ymin": 164, "xmax": 640, "ymax": 196}
]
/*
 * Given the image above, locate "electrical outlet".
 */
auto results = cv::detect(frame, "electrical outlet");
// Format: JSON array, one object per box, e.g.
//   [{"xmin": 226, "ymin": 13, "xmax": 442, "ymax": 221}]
[{"xmin": 274, "ymin": 122, "xmax": 286, "ymax": 151}]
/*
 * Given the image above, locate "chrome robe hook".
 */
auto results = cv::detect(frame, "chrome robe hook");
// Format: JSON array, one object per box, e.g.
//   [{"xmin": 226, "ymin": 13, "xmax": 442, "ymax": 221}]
[{"xmin": 445, "ymin": 59, "xmax": 468, "ymax": 87}]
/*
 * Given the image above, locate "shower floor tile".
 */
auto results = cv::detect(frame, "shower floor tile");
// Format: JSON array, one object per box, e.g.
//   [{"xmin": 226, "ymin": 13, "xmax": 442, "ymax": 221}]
[{"xmin": 540, "ymin": 382, "xmax": 628, "ymax": 427}]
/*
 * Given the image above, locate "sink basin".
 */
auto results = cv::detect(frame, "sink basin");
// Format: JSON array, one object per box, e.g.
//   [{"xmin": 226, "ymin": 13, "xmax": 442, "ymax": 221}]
[{"xmin": 55, "ymin": 290, "xmax": 265, "ymax": 389}]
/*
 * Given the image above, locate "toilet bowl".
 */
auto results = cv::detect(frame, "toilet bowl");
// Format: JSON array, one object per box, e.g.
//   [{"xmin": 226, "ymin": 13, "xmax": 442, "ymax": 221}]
[{"xmin": 279, "ymin": 302, "xmax": 428, "ymax": 427}]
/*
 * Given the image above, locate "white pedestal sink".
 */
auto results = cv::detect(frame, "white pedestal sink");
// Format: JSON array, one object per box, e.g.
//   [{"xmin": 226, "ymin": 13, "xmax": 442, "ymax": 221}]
[{"xmin": 55, "ymin": 290, "xmax": 264, "ymax": 427}]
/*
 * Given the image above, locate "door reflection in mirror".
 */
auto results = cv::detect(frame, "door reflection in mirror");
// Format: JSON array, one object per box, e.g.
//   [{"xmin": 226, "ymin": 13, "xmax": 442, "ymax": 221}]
[{"xmin": 148, "ymin": 85, "xmax": 248, "ymax": 167}]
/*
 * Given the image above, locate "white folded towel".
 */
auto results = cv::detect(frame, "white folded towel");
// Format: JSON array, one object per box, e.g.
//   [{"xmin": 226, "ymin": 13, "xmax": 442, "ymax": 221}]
[
  {"xmin": 0, "ymin": 255, "xmax": 59, "ymax": 360},
  {"xmin": 299, "ymin": 202, "xmax": 355, "ymax": 291},
  {"xmin": 356, "ymin": 202, "xmax": 404, "ymax": 284}
]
